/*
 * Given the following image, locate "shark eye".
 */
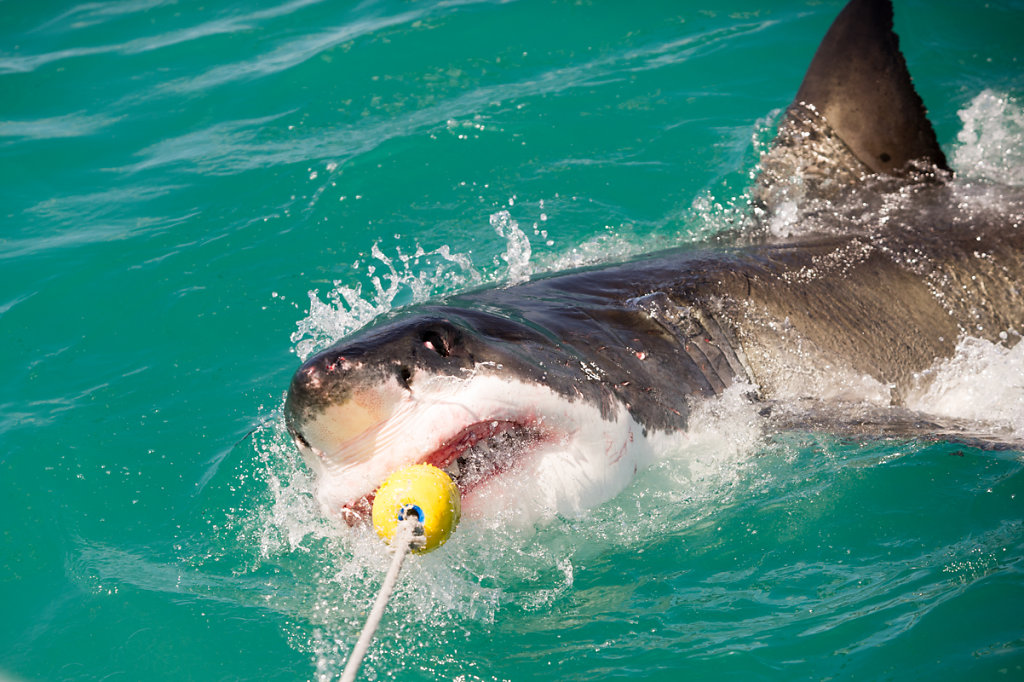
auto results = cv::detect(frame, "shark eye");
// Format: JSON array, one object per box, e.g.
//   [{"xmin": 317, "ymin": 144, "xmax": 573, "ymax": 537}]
[{"xmin": 420, "ymin": 330, "xmax": 450, "ymax": 357}]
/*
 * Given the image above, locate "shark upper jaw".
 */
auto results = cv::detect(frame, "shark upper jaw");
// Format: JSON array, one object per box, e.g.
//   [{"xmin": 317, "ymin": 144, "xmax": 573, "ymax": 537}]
[{"xmin": 419, "ymin": 418, "xmax": 550, "ymax": 490}]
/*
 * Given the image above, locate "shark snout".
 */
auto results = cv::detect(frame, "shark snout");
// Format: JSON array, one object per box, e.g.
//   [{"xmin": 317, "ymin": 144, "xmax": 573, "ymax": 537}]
[{"xmin": 285, "ymin": 349, "xmax": 414, "ymax": 454}]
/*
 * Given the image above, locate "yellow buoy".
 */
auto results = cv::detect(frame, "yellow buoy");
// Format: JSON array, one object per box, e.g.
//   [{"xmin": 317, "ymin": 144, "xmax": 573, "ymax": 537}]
[{"xmin": 371, "ymin": 464, "xmax": 461, "ymax": 554}]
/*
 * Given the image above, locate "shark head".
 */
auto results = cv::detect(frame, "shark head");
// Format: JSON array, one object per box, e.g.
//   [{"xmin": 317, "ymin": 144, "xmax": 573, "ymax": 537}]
[{"xmin": 285, "ymin": 307, "xmax": 653, "ymax": 523}]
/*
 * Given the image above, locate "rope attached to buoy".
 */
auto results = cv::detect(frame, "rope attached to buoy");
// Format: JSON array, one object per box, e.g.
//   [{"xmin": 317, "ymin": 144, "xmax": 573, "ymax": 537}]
[
  {"xmin": 339, "ymin": 464, "xmax": 462, "ymax": 682},
  {"xmin": 339, "ymin": 516, "xmax": 424, "ymax": 682}
]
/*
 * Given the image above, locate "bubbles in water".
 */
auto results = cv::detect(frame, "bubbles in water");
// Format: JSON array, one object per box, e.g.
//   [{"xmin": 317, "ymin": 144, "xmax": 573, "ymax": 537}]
[
  {"xmin": 678, "ymin": 381, "xmax": 765, "ymax": 477},
  {"xmin": 687, "ymin": 189, "xmax": 759, "ymax": 240},
  {"xmin": 545, "ymin": 229, "xmax": 645, "ymax": 270}
]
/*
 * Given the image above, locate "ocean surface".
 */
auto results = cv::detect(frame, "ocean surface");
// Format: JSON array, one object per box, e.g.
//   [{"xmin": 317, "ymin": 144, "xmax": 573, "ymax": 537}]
[{"xmin": 2, "ymin": 1, "xmax": 1023, "ymax": 680}]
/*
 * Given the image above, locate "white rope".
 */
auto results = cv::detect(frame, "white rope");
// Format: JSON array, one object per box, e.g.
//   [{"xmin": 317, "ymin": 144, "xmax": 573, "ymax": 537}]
[{"xmin": 340, "ymin": 517, "xmax": 425, "ymax": 682}]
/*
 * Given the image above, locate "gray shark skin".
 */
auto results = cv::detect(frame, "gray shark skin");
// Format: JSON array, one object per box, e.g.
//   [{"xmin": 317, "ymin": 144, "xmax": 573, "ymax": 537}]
[{"xmin": 285, "ymin": 0, "xmax": 1024, "ymax": 519}]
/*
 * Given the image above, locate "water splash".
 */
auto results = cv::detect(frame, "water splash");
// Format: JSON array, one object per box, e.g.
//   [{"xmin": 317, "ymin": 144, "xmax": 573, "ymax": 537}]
[
  {"xmin": 908, "ymin": 334, "xmax": 1024, "ymax": 438},
  {"xmin": 489, "ymin": 209, "xmax": 532, "ymax": 285},
  {"xmin": 952, "ymin": 90, "xmax": 1024, "ymax": 186},
  {"xmin": 290, "ymin": 241, "xmax": 481, "ymax": 361},
  {"xmin": 291, "ymin": 209, "xmax": 549, "ymax": 360}
]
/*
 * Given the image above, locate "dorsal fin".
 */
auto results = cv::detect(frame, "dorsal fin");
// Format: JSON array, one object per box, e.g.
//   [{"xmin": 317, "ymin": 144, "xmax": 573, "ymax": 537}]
[
  {"xmin": 754, "ymin": 0, "xmax": 950, "ymax": 227},
  {"xmin": 793, "ymin": 0, "xmax": 948, "ymax": 174}
]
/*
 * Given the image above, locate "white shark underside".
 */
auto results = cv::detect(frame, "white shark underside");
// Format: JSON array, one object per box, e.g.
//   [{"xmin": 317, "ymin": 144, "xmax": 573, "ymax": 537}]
[{"xmin": 284, "ymin": 0, "xmax": 1024, "ymax": 522}]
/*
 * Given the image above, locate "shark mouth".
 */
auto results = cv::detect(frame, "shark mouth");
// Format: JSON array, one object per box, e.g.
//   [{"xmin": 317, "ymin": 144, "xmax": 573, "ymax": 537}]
[
  {"xmin": 425, "ymin": 419, "xmax": 548, "ymax": 491},
  {"xmin": 339, "ymin": 418, "xmax": 553, "ymax": 524}
]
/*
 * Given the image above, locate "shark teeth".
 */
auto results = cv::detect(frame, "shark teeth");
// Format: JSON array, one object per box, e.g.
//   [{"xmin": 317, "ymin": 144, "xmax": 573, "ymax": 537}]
[
  {"xmin": 443, "ymin": 458, "xmax": 461, "ymax": 477},
  {"xmin": 426, "ymin": 419, "xmax": 547, "ymax": 494}
]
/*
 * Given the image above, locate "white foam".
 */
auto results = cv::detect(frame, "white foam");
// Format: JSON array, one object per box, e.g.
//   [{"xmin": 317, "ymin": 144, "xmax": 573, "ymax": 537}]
[
  {"xmin": 907, "ymin": 334, "xmax": 1024, "ymax": 438},
  {"xmin": 672, "ymin": 380, "xmax": 765, "ymax": 477},
  {"xmin": 251, "ymin": 418, "xmax": 339, "ymax": 557},
  {"xmin": 952, "ymin": 90, "xmax": 1024, "ymax": 186},
  {"xmin": 544, "ymin": 231, "xmax": 644, "ymax": 271}
]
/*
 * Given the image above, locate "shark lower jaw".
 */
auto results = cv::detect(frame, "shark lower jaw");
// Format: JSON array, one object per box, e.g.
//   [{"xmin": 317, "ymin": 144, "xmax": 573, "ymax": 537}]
[{"xmin": 332, "ymin": 417, "xmax": 555, "ymax": 525}]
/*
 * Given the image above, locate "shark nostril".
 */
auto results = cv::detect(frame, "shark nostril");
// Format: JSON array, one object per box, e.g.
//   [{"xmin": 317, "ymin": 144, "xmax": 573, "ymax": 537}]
[{"xmin": 398, "ymin": 366, "xmax": 413, "ymax": 389}]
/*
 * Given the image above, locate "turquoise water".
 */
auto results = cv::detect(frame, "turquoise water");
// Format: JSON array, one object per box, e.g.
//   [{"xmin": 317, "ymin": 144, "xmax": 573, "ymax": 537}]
[{"xmin": 2, "ymin": 0, "xmax": 1023, "ymax": 680}]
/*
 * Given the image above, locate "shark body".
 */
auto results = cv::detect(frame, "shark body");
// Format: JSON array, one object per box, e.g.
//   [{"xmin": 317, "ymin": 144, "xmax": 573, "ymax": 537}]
[{"xmin": 285, "ymin": 0, "xmax": 1024, "ymax": 521}]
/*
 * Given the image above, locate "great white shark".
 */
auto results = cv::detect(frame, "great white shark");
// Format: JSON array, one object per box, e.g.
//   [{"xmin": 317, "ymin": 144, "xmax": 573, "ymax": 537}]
[{"xmin": 284, "ymin": 0, "xmax": 1024, "ymax": 523}]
